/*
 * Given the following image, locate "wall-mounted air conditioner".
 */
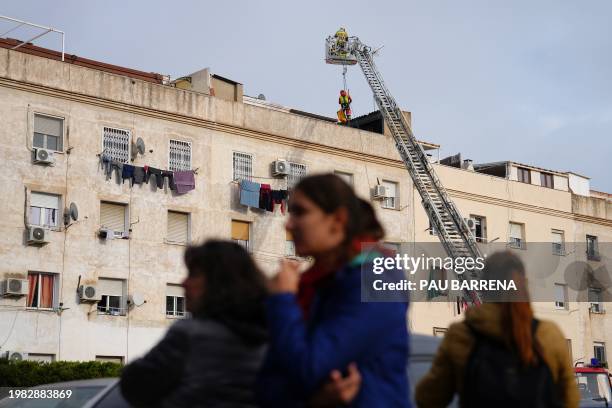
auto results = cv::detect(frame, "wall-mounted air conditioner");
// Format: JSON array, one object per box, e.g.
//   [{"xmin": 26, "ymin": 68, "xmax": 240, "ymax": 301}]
[
  {"xmin": 373, "ymin": 185, "xmax": 387, "ymax": 200},
  {"xmin": 2, "ymin": 351, "xmax": 28, "ymax": 361},
  {"xmin": 27, "ymin": 226, "xmax": 50, "ymax": 245},
  {"xmin": 79, "ymin": 284, "xmax": 101, "ymax": 302},
  {"xmin": 33, "ymin": 148, "xmax": 55, "ymax": 165},
  {"xmin": 272, "ymin": 160, "xmax": 289, "ymax": 177},
  {"xmin": 0, "ymin": 279, "xmax": 28, "ymax": 297}
]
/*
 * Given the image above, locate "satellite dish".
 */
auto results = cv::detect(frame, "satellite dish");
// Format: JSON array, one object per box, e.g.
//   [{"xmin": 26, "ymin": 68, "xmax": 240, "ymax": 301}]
[
  {"xmin": 130, "ymin": 293, "xmax": 145, "ymax": 306},
  {"xmin": 69, "ymin": 202, "xmax": 79, "ymax": 221},
  {"xmin": 136, "ymin": 138, "xmax": 146, "ymax": 155}
]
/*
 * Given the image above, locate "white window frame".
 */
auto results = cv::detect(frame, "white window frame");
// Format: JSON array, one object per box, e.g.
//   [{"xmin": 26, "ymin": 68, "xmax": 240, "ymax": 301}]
[
  {"xmin": 168, "ymin": 139, "xmax": 192, "ymax": 171},
  {"xmin": 381, "ymin": 180, "xmax": 398, "ymax": 210},
  {"xmin": 100, "ymin": 201, "xmax": 129, "ymax": 238},
  {"xmin": 26, "ymin": 272, "xmax": 58, "ymax": 310},
  {"xmin": 509, "ymin": 222, "xmax": 526, "ymax": 249},
  {"xmin": 29, "ymin": 192, "xmax": 61, "ymax": 229},
  {"xmin": 102, "ymin": 127, "xmax": 131, "ymax": 163},
  {"xmin": 589, "ymin": 287, "xmax": 604, "ymax": 313},
  {"xmin": 233, "ymin": 152, "xmax": 253, "ymax": 181},
  {"xmin": 288, "ymin": 162, "xmax": 307, "ymax": 190},
  {"xmin": 33, "ymin": 113, "xmax": 64, "ymax": 152},
  {"xmin": 554, "ymin": 283, "xmax": 568, "ymax": 310},
  {"xmin": 551, "ymin": 229, "xmax": 565, "ymax": 256},
  {"xmin": 166, "ymin": 295, "xmax": 186, "ymax": 318}
]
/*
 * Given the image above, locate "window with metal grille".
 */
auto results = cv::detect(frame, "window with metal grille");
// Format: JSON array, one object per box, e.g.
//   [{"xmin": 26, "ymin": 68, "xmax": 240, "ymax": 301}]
[
  {"xmin": 509, "ymin": 222, "xmax": 525, "ymax": 249},
  {"xmin": 169, "ymin": 140, "xmax": 192, "ymax": 171},
  {"xmin": 102, "ymin": 127, "xmax": 130, "ymax": 163},
  {"xmin": 167, "ymin": 211, "xmax": 189, "ymax": 244},
  {"xmin": 288, "ymin": 162, "xmax": 307, "ymax": 189},
  {"xmin": 33, "ymin": 114, "xmax": 63, "ymax": 151},
  {"xmin": 233, "ymin": 152, "xmax": 253, "ymax": 181},
  {"xmin": 589, "ymin": 288, "xmax": 604, "ymax": 313},
  {"xmin": 587, "ymin": 235, "xmax": 600, "ymax": 261}
]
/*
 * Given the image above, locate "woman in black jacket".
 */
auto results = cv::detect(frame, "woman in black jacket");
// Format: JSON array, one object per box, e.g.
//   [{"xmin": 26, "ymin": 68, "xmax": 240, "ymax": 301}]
[{"xmin": 120, "ymin": 240, "xmax": 268, "ymax": 408}]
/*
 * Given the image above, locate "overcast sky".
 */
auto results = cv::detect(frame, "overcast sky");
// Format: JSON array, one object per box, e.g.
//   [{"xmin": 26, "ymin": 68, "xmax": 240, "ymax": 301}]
[{"xmin": 3, "ymin": 0, "xmax": 611, "ymax": 192}]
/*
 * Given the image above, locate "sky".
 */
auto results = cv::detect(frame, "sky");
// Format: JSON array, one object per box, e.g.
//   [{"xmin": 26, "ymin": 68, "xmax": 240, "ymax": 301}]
[{"xmin": 3, "ymin": 0, "xmax": 611, "ymax": 192}]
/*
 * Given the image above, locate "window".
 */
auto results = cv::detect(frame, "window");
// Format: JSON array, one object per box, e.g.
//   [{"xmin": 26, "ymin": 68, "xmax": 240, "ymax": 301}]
[
  {"xmin": 33, "ymin": 114, "xmax": 63, "ymax": 151},
  {"xmin": 95, "ymin": 356, "xmax": 124, "ymax": 364},
  {"xmin": 102, "ymin": 127, "xmax": 130, "ymax": 163},
  {"xmin": 231, "ymin": 220, "xmax": 250, "ymax": 250},
  {"xmin": 433, "ymin": 327, "xmax": 447, "ymax": 337},
  {"xmin": 27, "ymin": 272, "xmax": 56, "ymax": 309},
  {"xmin": 509, "ymin": 222, "xmax": 525, "ymax": 249},
  {"xmin": 517, "ymin": 167, "xmax": 531, "ymax": 184},
  {"xmin": 334, "ymin": 171, "xmax": 354, "ymax": 186},
  {"xmin": 169, "ymin": 140, "xmax": 192, "ymax": 171},
  {"xmin": 589, "ymin": 288, "xmax": 604, "ymax": 313},
  {"xmin": 586, "ymin": 235, "xmax": 600, "ymax": 261},
  {"xmin": 167, "ymin": 211, "xmax": 190, "ymax": 244},
  {"xmin": 381, "ymin": 180, "xmax": 398, "ymax": 209},
  {"xmin": 166, "ymin": 284, "xmax": 186, "ymax": 318},
  {"xmin": 554, "ymin": 283, "xmax": 568, "ymax": 309},
  {"xmin": 100, "ymin": 202, "xmax": 127, "ymax": 238},
  {"xmin": 540, "ymin": 172, "xmax": 554, "ymax": 189},
  {"xmin": 233, "ymin": 152, "xmax": 253, "ymax": 181},
  {"xmin": 30, "ymin": 192, "xmax": 60, "ymax": 228},
  {"xmin": 288, "ymin": 162, "xmax": 307, "ymax": 190},
  {"xmin": 285, "ymin": 230, "xmax": 296, "ymax": 256},
  {"xmin": 28, "ymin": 353, "xmax": 55, "ymax": 363},
  {"xmin": 97, "ymin": 278, "xmax": 126, "ymax": 316},
  {"xmin": 470, "ymin": 215, "xmax": 487, "ymax": 243},
  {"xmin": 551, "ymin": 230, "xmax": 565, "ymax": 255},
  {"xmin": 594, "ymin": 342, "xmax": 607, "ymax": 364}
]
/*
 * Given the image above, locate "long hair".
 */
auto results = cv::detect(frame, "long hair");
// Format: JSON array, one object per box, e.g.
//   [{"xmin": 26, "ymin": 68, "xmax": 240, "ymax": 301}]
[
  {"xmin": 183, "ymin": 240, "xmax": 267, "ymax": 341},
  {"xmin": 293, "ymin": 174, "xmax": 385, "ymax": 261},
  {"xmin": 482, "ymin": 251, "xmax": 539, "ymax": 366}
]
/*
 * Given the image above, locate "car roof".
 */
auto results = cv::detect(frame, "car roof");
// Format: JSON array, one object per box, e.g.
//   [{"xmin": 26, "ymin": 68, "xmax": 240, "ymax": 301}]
[{"xmin": 35, "ymin": 378, "xmax": 117, "ymax": 388}]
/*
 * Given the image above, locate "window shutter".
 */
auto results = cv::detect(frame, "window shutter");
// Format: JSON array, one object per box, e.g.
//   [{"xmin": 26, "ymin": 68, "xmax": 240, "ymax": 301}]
[
  {"xmin": 31, "ymin": 192, "xmax": 60, "ymax": 209},
  {"xmin": 166, "ymin": 284, "xmax": 184, "ymax": 297},
  {"xmin": 167, "ymin": 212, "xmax": 189, "ymax": 243},
  {"xmin": 231, "ymin": 220, "xmax": 250, "ymax": 240},
  {"xmin": 97, "ymin": 278, "xmax": 123, "ymax": 296},
  {"xmin": 555, "ymin": 284, "xmax": 565, "ymax": 302},
  {"xmin": 509, "ymin": 223, "xmax": 522, "ymax": 239},
  {"xmin": 383, "ymin": 181, "xmax": 397, "ymax": 198},
  {"xmin": 34, "ymin": 115, "xmax": 62, "ymax": 137},
  {"xmin": 100, "ymin": 202, "xmax": 126, "ymax": 232}
]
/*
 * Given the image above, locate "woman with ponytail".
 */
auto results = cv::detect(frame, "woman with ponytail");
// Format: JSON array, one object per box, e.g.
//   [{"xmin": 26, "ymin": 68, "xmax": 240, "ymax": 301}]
[
  {"xmin": 257, "ymin": 174, "xmax": 410, "ymax": 407},
  {"xmin": 415, "ymin": 251, "xmax": 579, "ymax": 408}
]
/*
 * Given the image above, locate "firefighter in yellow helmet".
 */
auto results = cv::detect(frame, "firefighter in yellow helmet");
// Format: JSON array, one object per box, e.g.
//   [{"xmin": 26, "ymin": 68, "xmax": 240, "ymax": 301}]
[
  {"xmin": 335, "ymin": 27, "xmax": 348, "ymax": 50},
  {"xmin": 338, "ymin": 89, "xmax": 352, "ymax": 123}
]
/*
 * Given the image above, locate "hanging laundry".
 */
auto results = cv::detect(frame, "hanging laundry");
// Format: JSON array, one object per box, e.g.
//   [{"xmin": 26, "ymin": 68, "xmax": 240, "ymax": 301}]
[
  {"xmin": 271, "ymin": 190, "xmax": 289, "ymax": 214},
  {"xmin": 173, "ymin": 171, "xmax": 195, "ymax": 194},
  {"xmin": 240, "ymin": 180, "xmax": 261, "ymax": 207},
  {"xmin": 122, "ymin": 164, "xmax": 135, "ymax": 185},
  {"xmin": 259, "ymin": 184, "xmax": 273, "ymax": 211},
  {"xmin": 162, "ymin": 171, "xmax": 174, "ymax": 190},
  {"xmin": 132, "ymin": 166, "xmax": 146, "ymax": 185},
  {"xmin": 146, "ymin": 167, "xmax": 164, "ymax": 189}
]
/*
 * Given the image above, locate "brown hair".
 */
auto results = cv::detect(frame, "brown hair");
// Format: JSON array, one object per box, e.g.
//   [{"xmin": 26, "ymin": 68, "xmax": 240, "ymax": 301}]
[
  {"xmin": 293, "ymin": 174, "xmax": 385, "ymax": 260},
  {"xmin": 482, "ymin": 251, "xmax": 540, "ymax": 366}
]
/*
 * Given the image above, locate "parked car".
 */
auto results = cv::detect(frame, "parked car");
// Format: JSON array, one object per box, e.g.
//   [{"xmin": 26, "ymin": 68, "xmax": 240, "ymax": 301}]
[
  {"xmin": 0, "ymin": 378, "xmax": 129, "ymax": 408},
  {"xmin": 575, "ymin": 359, "xmax": 612, "ymax": 408}
]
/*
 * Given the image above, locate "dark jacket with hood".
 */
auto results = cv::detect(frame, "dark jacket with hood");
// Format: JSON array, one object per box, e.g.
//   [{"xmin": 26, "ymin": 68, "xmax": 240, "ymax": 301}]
[{"xmin": 120, "ymin": 317, "xmax": 267, "ymax": 408}]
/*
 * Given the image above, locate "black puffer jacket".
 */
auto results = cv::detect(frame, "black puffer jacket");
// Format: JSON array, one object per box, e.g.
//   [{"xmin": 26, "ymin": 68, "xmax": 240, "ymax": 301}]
[{"xmin": 120, "ymin": 318, "xmax": 267, "ymax": 408}]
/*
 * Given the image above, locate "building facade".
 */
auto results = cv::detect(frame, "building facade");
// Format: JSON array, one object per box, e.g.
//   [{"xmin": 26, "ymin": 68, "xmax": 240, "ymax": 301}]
[{"xmin": 0, "ymin": 44, "xmax": 610, "ymax": 366}]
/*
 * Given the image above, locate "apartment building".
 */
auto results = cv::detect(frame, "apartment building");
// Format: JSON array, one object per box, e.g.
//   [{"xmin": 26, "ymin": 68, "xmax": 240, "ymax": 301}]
[{"xmin": 0, "ymin": 41, "xmax": 609, "ymax": 366}]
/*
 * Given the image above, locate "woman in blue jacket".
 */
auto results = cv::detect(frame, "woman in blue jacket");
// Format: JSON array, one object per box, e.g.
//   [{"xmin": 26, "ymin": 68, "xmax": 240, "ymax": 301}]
[{"xmin": 258, "ymin": 173, "xmax": 410, "ymax": 407}]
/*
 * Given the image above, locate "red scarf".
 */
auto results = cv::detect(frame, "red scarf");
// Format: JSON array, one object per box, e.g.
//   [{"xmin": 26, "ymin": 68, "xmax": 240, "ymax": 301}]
[{"xmin": 296, "ymin": 236, "xmax": 380, "ymax": 320}]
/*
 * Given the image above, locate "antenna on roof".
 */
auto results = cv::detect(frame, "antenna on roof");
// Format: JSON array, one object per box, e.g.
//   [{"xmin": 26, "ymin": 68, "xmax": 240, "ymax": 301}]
[{"xmin": 0, "ymin": 15, "xmax": 65, "ymax": 61}]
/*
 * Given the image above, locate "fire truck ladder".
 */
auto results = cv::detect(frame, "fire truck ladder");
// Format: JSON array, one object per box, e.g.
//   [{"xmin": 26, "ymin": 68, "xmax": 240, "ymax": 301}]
[{"xmin": 352, "ymin": 39, "xmax": 483, "ymax": 306}]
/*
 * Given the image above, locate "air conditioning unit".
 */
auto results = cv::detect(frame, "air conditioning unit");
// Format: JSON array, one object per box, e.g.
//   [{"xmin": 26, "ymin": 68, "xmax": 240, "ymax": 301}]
[
  {"xmin": 98, "ymin": 228, "xmax": 115, "ymax": 240},
  {"xmin": 79, "ymin": 284, "xmax": 101, "ymax": 302},
  {"xmin": 2, "ymin": 351, "xmax": 28, "ymax": 361},
  {"xmin": 0, "ymin": 279, "xmax": 28, "ymax": 297},
  {"xmin": 27, "ymin": 226, "xmax": 50, "ymax": 245},
  {"xmin": 373, "ymin": 185, "xmax": 387, "ymax": 200},
  {"xmin": 464, "ymin": 218, "xmax": 476, "ymax": 230},
  {"xmin": 272, "ymin": 160, "xmax": 289, "ymax": 177},
  {"xmin": 33, "ymin": 148, "xmax": 55, "ymax": 164}
]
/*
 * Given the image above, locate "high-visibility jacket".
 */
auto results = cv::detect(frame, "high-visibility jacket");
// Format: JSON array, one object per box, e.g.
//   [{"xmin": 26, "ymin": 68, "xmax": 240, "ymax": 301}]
[
  {"xmin": 339, "ymin": 95, "xmax": 352, "ymax": 106},
  {"xmin": 335, "ymin": 30, "xmax": 348, "ymax": 40}
]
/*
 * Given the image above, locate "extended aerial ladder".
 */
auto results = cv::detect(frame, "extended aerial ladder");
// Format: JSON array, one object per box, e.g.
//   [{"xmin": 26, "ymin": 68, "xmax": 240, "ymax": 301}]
[{"xmin": 326, "ymin": 33, "xmax": 483, "ymax": 306}]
